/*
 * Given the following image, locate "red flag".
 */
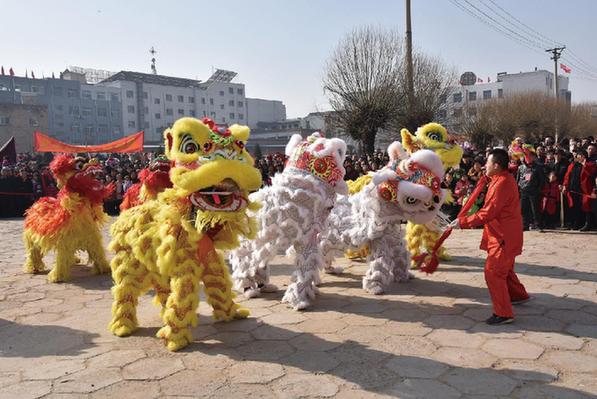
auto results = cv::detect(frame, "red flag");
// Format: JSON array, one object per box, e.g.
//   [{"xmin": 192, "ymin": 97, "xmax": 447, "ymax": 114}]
[
  {"xmin": 560, "ymin": 63, "xmax": 571, "ymax": 73},
  {"xmin": 32, "ymin": 71, "xmax": 35, "ymax": 79},
  {"xmin": 9, "ymin": 68, "xmax": 14, "ymax": 76}
]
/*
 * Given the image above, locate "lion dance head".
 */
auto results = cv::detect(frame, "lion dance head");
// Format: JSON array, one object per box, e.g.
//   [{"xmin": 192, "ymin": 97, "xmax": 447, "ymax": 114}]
[
  {"xmin": 49, "ymin": 154, "xmax": 112, "ymax": 204},
  {"xmin": 401, "ymin": 122, "xmax": 463, "ymax": 169},
  {"xmin": 163, "ymin": 117, "xmax": 262, "ymax": 245}
]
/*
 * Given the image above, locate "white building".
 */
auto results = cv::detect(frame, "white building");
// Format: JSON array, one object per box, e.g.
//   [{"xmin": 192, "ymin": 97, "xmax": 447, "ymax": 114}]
[
  {"xmin": 246, "ymin": 98, "xmax": 286, "ymax": 129},
  {"xmin": 439, "ymin": 69, "xmax": 571, "ymax": 133},
  {"xmin": 98, "ymin": 70, "xmax": 249, "ymax": 143}
]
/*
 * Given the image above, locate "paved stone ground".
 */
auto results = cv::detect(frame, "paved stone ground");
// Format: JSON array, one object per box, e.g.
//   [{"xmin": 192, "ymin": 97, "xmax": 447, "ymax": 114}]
[{"xmin": 1, "ymin": 218, "xmax": 596, "ymax": 399}]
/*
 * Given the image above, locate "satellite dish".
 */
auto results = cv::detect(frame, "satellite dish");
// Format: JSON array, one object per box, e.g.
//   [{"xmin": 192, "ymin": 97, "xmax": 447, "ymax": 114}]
[{"xmin": 460, "ymin": 71, "xmax": 477, "ymax": 86}]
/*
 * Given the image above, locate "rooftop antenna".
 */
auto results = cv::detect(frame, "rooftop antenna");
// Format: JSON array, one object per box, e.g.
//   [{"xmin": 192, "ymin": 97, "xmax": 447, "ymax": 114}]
[{"xmin": 150, "ymin": 46, "xmax": 157, "ymax": 75}]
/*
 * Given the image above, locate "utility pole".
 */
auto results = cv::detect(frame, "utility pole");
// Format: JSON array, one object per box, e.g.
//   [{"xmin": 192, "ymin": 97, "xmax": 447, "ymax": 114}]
[
  {"xmin": 546, "ymin": 46, "xmax": 565, "ymax": 143},
  {"xmin": 405, "ymin": 0, "xmax": 414, "ymax": 106},
  {"xmin": 150, "ymin": 47, "xmax": 157, "ymax": 75}
]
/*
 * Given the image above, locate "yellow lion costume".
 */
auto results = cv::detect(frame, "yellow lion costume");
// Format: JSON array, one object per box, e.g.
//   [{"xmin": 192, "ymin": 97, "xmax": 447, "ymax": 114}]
[
  {"xmin": 23, "ymin": 155, "xmax": 113, "ymax": 282},
  {"xmin": 401, "ymin": 122, "xmax": 463, "ymax": 267},
  {"xmin": 108, "ymin": 117, "xmax": 262, "ymax": 351}
]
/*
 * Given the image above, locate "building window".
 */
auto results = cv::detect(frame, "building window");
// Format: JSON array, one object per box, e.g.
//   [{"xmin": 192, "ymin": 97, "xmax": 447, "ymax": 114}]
[
  {"xmin": 155, "ymin": 127, "xmax": 162, "ymax": 134},
  {"xmin": 166, "ymin": 108, "xmax": 173, "ymax": 116},
  {"xmin": 82, "ymin": 90, "xmax": 91, "ymax": 99},
  {"xmin": 238, "ymin": 113, "xmax": 244, "ymax": 120},
  {"xmin": 177, "ymin": 95, "xmax": 184, "ymax": 102},
  {"xmin": 189, "ymin": 96, "xmax": 195, "ymax": 103},
  {"xmin": 97, "ymin": 107, "xmax": 107, "ymax": 117},
  {"xmin": 202, "ymin": 111, "xmax": 207, "ymax": 117},
  {"xmin": 165, "ymin": 94, "xmax": 172, "ymax": 101},
  {"xmin": 55, "ymin": 104, "xmax": 63, "ymax": 111},
  {"xmin": 228, "ymin": 87, "xmax": 234, "ymax": 94},
  {"xmin": 190, "ymin": 110, "xmax": 196, "ymax": 117},
  {"xmin": 453, "ymin": 92, "xmax": 462, "ymax": 103},
  {"xmin": 154, "ymin": 98, "xmax": 160, "ymax": 105},
  {"xmin": 143, "ymin": 91, "xmax": 148, "ymax": 99},
  {"xmin": 453, "ymin": 108, "xmax": 463, "ymax": 117},
  {"xmin": 143, "ymin": 106, "xmax": 149, "ymax": 114},
  {"xmin": 111, "ymin": 93, "xmax": 119, "ymax": 101},
  {"xmin": 209, "ymin": 98, "xmax": 214, "ymax": 105},
  {"xmin": 237, "ymin": 101, "xmax": 244, "ymax": 107},
  {"xmin": 67, "ymin": 89, "xmax": 77, "ymax": 98},
  {"xmin": 69, "ymin": 105, "xmax": 80, "ymax": 115},
  {"xmin": 126, "ymin": 90, "xmax": 134, "ymax": 98},
  {"xmin": 228, "ymin": 100, "xmax": 234, "ymax": 106},
  {"xmin": 468, "ymin": 92, "xmax": 477, "ymax": 101},
  {"xmin": 483, "ymin": 90, "xmax": 492, "ymax": 100},
  {"xmin": 178, "ymin": 108, "xmax": 184, "ymax": 115},
  {"xmin": 53, "ymin": 87, "xmax": 63, "ymax": 96},
  {"xmin": 210, "ymin": 111, "xmax": 216, "ymax": 117},
  {"xmin": 127, "ymin": 105, "xmax": 135, "ymax": 113},
  {"xmin": 97, "ymin": 92, "xmax": 106, "ymax": 100},
  {"xmin": 222, "ymin": 117, "xmax": 226, "ymax": 123},
  {"xmin": 144, "ymin": 122, "xmax": 149, "ymax": 129},
  {"xmin": 71, "ymin": 123, "xmax": 80, "ymax": 132},
  {"xmin": 220, "ymin": 104, "xmax": 225, "ymax": 110},
  {"xmin": 201, "ymin": 98, "xmax": 206, "ymax": 104},
  {"xmin": 219, "ymin": 90, "xmax": 224, "ymax": 96},
  {"xmin": 229, "ymin": 112, "xmax": 235, "ymax": 119},
  {"xmin": 498, "ymin": 88, "xmax": 503, "ymax": 98},
  {"xmin": 0, "ymin": 116, "xmax": 10, "ymax": 125},
  {"xmin": 155, "ymin": 113, "xmax": 161, "ymax": 119},
  {"xmin": 56, "ymin": 122, "xmax": 65, "ymax": 127},
  {"xmin": 237, "ymin": 88, "xmax": 243, "ymax": 95},
  {"xmin": 55, "ymin": 114, "xmax": 64, "ymax": 120},
  {"xmin": 128, "ymin": 121, "xmax": 136, "ymax": 128},
  {"xmin": 82, "ymin": 107, "xmax": 92, "ymax": 116}
]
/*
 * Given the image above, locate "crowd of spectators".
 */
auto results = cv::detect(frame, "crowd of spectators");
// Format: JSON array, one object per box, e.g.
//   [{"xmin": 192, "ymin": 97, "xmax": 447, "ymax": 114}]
[{"xmin": 2, "ymin": 136, "xmax": 596, "ymax": 232}]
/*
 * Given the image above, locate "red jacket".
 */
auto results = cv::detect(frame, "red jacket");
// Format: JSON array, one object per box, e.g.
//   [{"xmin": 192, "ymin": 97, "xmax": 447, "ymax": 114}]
[
  {"xmin": 563, "ymin": 161, "xmax": 597, "ymax": 212},
  {"xmin": 459, "ymin": 171, "xmax": 523, "ymax": 258},
  {"xmin": 541, "ymin": 181, "xmax": 560, "ymax": 215}
]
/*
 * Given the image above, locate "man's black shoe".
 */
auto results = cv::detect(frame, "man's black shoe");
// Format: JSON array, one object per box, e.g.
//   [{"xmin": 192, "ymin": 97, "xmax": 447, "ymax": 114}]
[
  {"xmin": 579, "ymin": 224, "xmax": 590, "ymax": 232},
  {"xmin": 485, "ymin": 314, "xmax": 514, "ymax": 325}
]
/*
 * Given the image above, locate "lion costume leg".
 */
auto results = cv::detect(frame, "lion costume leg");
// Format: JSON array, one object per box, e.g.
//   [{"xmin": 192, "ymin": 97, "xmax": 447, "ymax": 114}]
[
  {"xmin": 363, "ymin": 235, "xmax": 396, "ymax": 295},
  {"xmin": 390, "ymin": 229, "xmax": 413, "ymax": 282},
  {"xmin": 23, "ymin": 232, "xmax": 45, "ymax": 274},
  {"xmin": 407, "ymin": 222, "xmax": 424, "ymax": 269},
  {"xmin": 47, "ymin": 244, "xmax": 76, "ymax": 283},
  {"xmin": 152, "ymin": 274, "xmax": 171, "ymax": 317},
  {"xmin": 85, "ymin": 230, "xmax": 110, "ymax": 275},
  {"xmin": 156, "ymin": 265, "xmax": 202, "ymax": 352},
  {"xmin": 203, "ymin": 251, "xmax": 249, "ymax": 322},
  {"xmin": 109, "ymin": 253, "xmax": 151, "ymax": 337},
  {"xmin": 282, "ymin": 235, "xmax": 321, "ymax": 310}
]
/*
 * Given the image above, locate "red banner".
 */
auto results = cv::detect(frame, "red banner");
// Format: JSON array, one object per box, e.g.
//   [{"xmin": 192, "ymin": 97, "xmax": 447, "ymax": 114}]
[{"xmin": 34, "ymin": 131, "xmax": 144, "ymax": 153}]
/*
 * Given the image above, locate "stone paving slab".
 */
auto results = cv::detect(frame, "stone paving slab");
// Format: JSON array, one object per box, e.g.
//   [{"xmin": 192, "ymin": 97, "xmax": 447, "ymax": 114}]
[{"xmin": 0, "ymin": 219, "xmax": 596, "ymax": 398}]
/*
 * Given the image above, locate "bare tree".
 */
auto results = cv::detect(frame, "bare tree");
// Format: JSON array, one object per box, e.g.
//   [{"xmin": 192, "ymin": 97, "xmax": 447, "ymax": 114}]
[
  {"xmin": 392, "ymin": 52, "xmax": 457, "ymax": 133},
  {"xmin": 324, "ymin": 26, "xmax": 404, "ymax": 154}
]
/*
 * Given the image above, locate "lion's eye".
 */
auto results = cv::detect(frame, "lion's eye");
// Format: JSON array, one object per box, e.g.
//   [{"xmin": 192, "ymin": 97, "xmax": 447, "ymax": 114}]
[
  {"xmin": 203, "ymin": 142, "xmax": 214, "ymax": 153},
  {"xmin": 179, "ymin": 134, "xmax": 199, "ymax": 154},
  {"xmin": 75, "ymin": 161, "xmax": 84, "ymax": 170},
  {"xmin": 234, "ymin": 140, "xmax": 245, "ymax": 150},
  {"xmin": 428, "ymin": 132, "xmax": 442, "ymax": 142},
  {"xmin": 405, "ymin": 196, "xmax": 418, "ymax": 205}
]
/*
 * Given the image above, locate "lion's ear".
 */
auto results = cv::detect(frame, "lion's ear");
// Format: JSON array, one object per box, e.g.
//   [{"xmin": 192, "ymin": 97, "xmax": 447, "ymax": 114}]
[
  {"xmin": 228, "ymin": 124, "xmax": 250, "ymax": 142},
  {"xmin": 164, "ymin": 128, "xmax": 173, "ymax": 159}
]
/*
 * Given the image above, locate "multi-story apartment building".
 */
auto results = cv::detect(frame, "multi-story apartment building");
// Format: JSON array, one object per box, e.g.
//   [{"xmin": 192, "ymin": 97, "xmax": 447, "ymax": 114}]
[{"xmin": 438, "ymin": 69, "xmax": 571, "ymax": 133}]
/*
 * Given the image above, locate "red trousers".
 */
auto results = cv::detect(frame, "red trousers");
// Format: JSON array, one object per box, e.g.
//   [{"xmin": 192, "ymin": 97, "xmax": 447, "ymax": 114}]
[{"xmin": 484, "ymin": 249, "xmax": 529, "ymax": 318}]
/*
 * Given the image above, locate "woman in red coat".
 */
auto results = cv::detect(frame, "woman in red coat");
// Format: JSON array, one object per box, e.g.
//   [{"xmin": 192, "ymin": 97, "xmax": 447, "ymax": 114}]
[{"xmin": 451, "ymin": 148, "xmax": 529, "ymax": 325}]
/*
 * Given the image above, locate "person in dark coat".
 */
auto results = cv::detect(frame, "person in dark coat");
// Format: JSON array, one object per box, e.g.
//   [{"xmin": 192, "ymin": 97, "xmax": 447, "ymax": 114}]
[{"xmin": 516, "ymin": 151, "xmax": 545, "ymax": 230}]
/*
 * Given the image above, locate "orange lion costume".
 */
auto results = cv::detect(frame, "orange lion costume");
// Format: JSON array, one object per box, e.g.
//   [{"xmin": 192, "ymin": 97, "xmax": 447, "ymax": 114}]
[
  {"xmin": 120, "ymin": 155, "xmax": 172, "ymax": 210},
  {"xmin": 23, "ymin": 155, "xmax": 114, "ymax": 282}
]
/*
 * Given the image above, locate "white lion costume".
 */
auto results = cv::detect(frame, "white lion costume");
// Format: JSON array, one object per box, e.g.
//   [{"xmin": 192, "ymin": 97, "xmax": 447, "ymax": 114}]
[
  {"xmin": 321, "ymin": 141, "xmax": 446, "ymax": 296},
  {"xmin": 229, "ymin": 133, "xmax": 347, "ymax": 309}
]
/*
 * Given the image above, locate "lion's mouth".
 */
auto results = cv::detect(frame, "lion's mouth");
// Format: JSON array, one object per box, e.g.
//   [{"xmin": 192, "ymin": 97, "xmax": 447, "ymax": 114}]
[{"xmin": 189, "ymin": 178, "xmax": 247, "ymax": 212}]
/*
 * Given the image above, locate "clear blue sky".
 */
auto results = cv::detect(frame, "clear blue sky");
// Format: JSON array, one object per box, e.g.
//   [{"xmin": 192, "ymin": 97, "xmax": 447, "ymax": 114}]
[{"xmin": 2, "ymin": 0, "xmax": 596, "ymax": 118}]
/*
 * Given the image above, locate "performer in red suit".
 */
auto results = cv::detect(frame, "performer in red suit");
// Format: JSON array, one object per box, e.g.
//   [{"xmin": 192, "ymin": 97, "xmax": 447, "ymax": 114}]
[{"xmin": 451, "ymin": 148, "xmax": 529, "ymax": 325}]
